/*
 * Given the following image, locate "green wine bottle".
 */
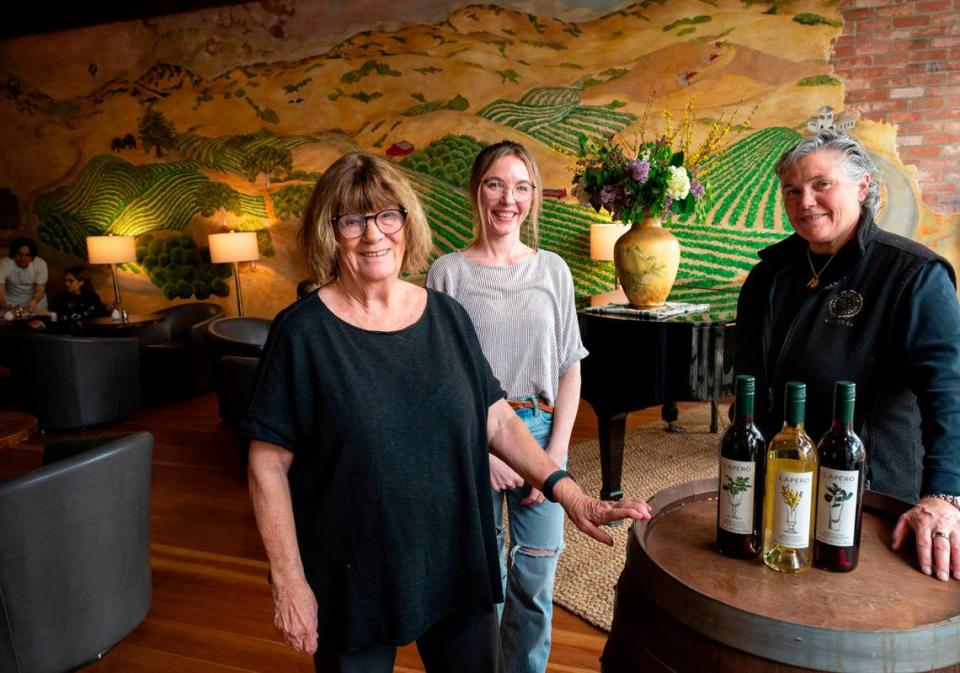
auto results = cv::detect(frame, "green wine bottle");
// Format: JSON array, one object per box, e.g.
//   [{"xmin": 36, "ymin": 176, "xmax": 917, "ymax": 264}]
[
  {"xmin": 717, "ymin": 375, "xmax": 766, "ymax": 558},
  {"xmin": 814, "ymin": 381, "xmax": 866, "ymax": 572}
]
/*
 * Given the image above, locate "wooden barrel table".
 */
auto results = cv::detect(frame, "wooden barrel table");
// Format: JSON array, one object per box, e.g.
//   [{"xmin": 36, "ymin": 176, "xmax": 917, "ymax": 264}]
[{"xmin": 602, "ymin": 478, "xmax": 960, "ymax": 673}]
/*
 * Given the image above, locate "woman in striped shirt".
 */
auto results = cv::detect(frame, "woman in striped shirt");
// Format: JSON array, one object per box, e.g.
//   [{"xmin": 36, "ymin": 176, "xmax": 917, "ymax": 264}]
[{"xmin": 426, "ymin": 140, "xmax": 589, "ymax": 673}]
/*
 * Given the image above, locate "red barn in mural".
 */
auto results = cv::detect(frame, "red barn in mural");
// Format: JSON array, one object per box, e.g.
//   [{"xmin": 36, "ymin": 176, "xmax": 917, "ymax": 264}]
[{"xmin": 386, "ymin": 141, "xmax": 415, "ymax": 158}]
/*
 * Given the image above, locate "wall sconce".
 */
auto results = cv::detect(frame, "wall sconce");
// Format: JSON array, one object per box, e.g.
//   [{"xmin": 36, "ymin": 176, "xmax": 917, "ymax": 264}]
[
  {"xmin": 86, "ymin": 235, "xmax": 137, "ymax": 317},
  {"xmin": 208, "ymin": 231, "xmax": 259, "ymax": 316},
  {"xmin": 590, "ymin": 223, "xmax": 630, "ymax": 288}
]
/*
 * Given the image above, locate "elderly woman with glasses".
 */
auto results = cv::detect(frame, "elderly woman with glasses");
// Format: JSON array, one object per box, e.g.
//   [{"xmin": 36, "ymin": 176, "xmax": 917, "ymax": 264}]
[
  {"xmin": 0, "ymin": 236, "xmax": 48, "ymax": 314},
  {"xmin": 243, "ymin": 152, "xmax": 650, "ymax": 673},
  {"xmin": 426, "ymin": 140, "xmax": 586, "ymax": 673},
  {"xmin": 735, "ymin": 129, "xmax": 960, "ymax": 581}
]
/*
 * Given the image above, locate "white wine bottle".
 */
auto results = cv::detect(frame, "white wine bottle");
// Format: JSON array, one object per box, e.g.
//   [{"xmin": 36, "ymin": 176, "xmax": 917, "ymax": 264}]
[{"xmin": 762, "ymin": 381, "xmax": 818, "ymax": 573}]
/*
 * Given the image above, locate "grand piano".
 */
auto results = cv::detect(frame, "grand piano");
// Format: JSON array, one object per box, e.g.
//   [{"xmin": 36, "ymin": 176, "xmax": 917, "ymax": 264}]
[{"xmin": 578, "ymin": 287, "xmax": 738, "ymax": 500}]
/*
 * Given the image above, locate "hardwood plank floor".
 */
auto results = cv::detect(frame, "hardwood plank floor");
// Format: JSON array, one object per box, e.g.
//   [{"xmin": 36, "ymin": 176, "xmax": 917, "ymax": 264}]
[{"xmin": 0, "ymin": 393, "xmax": 664, "ymax": 672}]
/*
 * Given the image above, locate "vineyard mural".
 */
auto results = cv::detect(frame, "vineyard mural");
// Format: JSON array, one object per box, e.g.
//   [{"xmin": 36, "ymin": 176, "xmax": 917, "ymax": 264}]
[{"xmin": 0, "ymin": 0, "xmax": 954, "ymax": 318}]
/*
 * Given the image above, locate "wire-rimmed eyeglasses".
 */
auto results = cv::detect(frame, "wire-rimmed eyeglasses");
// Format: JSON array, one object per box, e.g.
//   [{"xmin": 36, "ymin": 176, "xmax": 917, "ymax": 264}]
[
  {"xmin": 481, "ymin": 179, "xmax": 536, "ymax": 203},
  {"xmin": 331, "ymin": 208, "xmax": 407, "ymax": 239}
]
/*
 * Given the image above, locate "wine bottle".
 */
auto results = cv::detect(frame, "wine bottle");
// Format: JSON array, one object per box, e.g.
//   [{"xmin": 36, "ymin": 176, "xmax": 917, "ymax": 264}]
[
  {"xmin": 717, "ymin": 375, "xmax": 766, "ymax": 558},
  {"xmin": 762, "ymin": 381, "xmax": 818, "ymax": 573},
  {"xmin": 814, "ymin": 381, "xmax": 865, "ymax": 572}
]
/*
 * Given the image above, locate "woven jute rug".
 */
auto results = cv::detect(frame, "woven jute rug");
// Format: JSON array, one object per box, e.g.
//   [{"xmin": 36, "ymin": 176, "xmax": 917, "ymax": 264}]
[{"xmin": 554, "ymin": 402, "xmax": 727, "ymax": 632}]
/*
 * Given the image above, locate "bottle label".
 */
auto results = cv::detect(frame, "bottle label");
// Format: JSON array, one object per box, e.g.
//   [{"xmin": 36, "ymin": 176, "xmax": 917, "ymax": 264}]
[
  {"xmin": 815, "ymin": 468, "xmax": 859, "ymax": 547},
  {"xmin": 773, "ymin": 470, "xmax": 813, "ymax": 548},
  {"xmin": 719, "ymin": 458, "xmax": 755, "ymax": 534}
]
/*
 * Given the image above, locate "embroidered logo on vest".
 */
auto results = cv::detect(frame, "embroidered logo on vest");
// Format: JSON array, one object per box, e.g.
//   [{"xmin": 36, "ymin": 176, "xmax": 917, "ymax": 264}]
[{"xmin": 829, "ymin": 290, "xmax": 864, "ymax": 320}]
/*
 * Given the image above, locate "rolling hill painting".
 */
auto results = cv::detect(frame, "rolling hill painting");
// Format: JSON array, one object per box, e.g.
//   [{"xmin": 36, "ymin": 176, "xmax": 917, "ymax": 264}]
[{"xmin": 0, "ymin": 0, "xmax": 952, "ymax": 317}]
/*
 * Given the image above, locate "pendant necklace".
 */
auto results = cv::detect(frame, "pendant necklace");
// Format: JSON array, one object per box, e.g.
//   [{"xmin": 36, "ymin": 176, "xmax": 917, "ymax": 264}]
[{"xmin": 806, "ymin": 248, "xmax": 837, "ymax": 289}]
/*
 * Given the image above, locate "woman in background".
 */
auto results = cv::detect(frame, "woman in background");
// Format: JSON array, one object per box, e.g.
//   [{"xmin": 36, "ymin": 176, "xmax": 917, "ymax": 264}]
[
  {"xmin": 48, "ymin": 266, "xmax": 108, "ymax": 333},
  {"xmin": 427, "ymin": 140, "xmax": 587, "ymax": 673}
]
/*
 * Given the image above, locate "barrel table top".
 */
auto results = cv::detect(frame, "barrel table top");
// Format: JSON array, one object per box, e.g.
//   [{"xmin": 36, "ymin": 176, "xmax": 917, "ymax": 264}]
[{"xmin": 627, "ymin": 478, "xmax": 960, "ymax": 672}]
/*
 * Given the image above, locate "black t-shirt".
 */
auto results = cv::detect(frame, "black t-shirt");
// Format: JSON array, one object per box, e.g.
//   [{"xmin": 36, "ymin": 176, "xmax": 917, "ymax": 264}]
[{"xmin": 243, "ymin": 289, "xmax": 505, "ymax": 653}]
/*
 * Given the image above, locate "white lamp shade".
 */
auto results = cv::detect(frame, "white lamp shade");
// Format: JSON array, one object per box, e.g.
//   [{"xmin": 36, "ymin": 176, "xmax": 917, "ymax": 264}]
[
  {"xmin": 86, "ymin": 235, "xmax": 136, "ymax": 264},
  {"xmin": 590, "ymin": 223, "xmax": 630, "ymax": 261},
  {"xmin": 208, "ymin": 232, "xmax": 260, "ymax": 263}
]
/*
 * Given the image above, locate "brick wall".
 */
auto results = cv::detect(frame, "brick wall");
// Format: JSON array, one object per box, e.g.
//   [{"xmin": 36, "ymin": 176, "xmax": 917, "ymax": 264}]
[{"xmin": 832, "ymin": 0, "xmax": 960, "ymax": 213}]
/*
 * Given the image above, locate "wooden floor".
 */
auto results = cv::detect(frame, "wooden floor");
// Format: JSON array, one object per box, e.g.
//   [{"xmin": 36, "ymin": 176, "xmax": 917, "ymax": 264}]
[{"xmin": 0, "ymin": 393, "xmax": 663, "ymax": 673}]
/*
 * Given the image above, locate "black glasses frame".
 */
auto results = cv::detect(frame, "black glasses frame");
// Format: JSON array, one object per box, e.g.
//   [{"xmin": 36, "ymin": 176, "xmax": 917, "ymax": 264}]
[{"xmin": 331, "ymin": 208, "xmax": 408, "ymax": 239}]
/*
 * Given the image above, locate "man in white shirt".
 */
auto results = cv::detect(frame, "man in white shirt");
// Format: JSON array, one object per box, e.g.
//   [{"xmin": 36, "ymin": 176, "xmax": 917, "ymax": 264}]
[{"xmin": 0, "ymin": 237, "xmax": 48, "ymax": 313}]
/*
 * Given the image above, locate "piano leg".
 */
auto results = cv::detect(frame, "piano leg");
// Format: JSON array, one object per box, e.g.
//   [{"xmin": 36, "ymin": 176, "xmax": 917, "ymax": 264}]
[
  {"xmin": 710, "ymin": 399, "xmax": 720, "ymax": 434},
  {"xmin": 661, "ymin": 401, "xmax": 680, "ymax": 433},
  {"xmin": 598, "ymin": 410, "xmax": 628, "ymax": 502}
]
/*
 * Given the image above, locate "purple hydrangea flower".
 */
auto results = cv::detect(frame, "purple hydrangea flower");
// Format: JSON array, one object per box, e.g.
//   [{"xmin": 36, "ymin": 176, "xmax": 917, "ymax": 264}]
[
  {"xmin": 664, "ymin": 196, "xmax": 674, "ymax": 210},
  {"xmin": 600, "ymin": 185, "xmax": 621, "ymax": 210},
  {"xmin": 628, "ymin": 158, "xmax": 650, "ymax": 184},
  {"xmin": 690, "ymin": 179, "xmax": 705, "ymax": 198}
]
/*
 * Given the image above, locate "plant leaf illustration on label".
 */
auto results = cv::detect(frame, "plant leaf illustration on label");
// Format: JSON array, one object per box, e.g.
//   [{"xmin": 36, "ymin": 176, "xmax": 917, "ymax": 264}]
[
  {"xmin": 722, "ymin": 475, "xmax": 750, "ymax": 517},
  {"xmin": 824, "ymin": 482, "xmax": 853, "ymax": 531},
  {"xmin": 781, "ymin": 484, "xmax": 802, "ymax": 533}
]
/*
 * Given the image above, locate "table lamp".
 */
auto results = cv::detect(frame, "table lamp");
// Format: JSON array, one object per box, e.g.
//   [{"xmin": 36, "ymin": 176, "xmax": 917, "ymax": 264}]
[
  {"xmin": 208, "ymin": 231, "xmax": 259, "ymax": 316},
  {"xmin": 590, "ymin": 223, "xmax": 630, "ymax": 288},
  {"xmin": 86, "ymin": 235, "xmax": 136, "ymax": 317}
]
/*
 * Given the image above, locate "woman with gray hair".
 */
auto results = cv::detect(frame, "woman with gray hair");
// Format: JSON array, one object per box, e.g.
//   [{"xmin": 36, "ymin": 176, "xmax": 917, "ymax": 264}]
[{"xmin": 735, "ymin": 128, "xmax": 960, "ymax": 581}]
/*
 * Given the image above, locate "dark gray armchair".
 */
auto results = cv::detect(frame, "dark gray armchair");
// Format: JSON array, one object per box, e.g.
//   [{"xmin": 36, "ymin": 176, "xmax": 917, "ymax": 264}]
[
  {"xmin": 0, "ymin": 431, "xmax": 153, "ymax": 673},
  {"xmin": 7, "ymin": 333, "xmax": 141, "ymax": 431},
  {"xmin": 136, "ymin": 302, "xmax": 224, "ymax": 399},
  {"xmin": 205, "ymin": 317, "xmax": 271, "ymax": 425}
]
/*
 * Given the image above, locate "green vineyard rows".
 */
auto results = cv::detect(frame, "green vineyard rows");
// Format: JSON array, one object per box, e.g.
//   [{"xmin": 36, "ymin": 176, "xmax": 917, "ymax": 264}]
[{"xmin": 478, "ymin": 88, "xmax": 635, "ymax": 155}]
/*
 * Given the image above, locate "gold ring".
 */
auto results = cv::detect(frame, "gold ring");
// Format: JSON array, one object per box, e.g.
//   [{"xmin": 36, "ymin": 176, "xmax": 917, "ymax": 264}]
[{"xmin": 934, "ymin": 530, "xmax": 950, "ymax": 540}]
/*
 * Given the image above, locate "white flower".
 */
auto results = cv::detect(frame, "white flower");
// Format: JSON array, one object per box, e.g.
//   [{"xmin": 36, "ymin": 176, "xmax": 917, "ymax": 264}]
[{"xmin": 666, "ymin": 165, "xmax": 691, "ymax": 200}]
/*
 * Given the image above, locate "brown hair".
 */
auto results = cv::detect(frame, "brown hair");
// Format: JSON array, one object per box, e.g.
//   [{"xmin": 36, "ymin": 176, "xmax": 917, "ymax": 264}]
[
  {"xmin": 468, "ymin": 140, "xmax": 543, "ymax": 249},
  {"xmin": 298, "ymin": 153, "xmax": 433, "ymax": 284},
  {"xmin": 64, "ymin": 265, "xmax": 94, "ymax": 291}
]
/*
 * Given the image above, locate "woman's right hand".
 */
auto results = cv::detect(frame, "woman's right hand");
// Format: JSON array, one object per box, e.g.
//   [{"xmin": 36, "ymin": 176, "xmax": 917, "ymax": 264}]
[
  {"xmin": 490, "ymin": 454, "xmax": 525, "ymax": 491},
  {"xmin": 272, "ymin": 577, "xmax": 319, "ymax": 654}
]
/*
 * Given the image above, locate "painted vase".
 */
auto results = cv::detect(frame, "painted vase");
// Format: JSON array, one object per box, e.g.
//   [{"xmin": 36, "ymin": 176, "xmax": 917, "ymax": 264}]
[{"xmin": 613, "ymin": 216, "xmax": 680, "ymax": 309}]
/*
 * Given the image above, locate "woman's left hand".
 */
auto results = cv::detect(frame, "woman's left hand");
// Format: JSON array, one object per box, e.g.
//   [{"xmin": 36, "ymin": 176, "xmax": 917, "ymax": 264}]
[
  {"xmin": 555, "ymin": 478, "xmax": 652, "ymax": 546},
  {"xmin": 892, "ymin": 497, "xmax": 960, "ymax": 581}
]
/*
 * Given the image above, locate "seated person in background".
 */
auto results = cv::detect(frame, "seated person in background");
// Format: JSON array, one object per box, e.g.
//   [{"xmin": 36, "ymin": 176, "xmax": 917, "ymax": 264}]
[
  {"xmin": 0, "ymin": 237, "xmax": 48, "ymax": 314},
  {"xmin": 296, "ymin": 278, "xmax": 319, "ymax": 299},
  {"xmin": 44, "ymin": 266, "xmax": 108, "ymax": 333}
]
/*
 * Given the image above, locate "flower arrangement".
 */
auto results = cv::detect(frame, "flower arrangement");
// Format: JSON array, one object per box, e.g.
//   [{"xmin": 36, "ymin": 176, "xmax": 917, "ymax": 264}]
[{"xmin": 573, "ymin": 100, "xmax": 740, "ymax": 225}]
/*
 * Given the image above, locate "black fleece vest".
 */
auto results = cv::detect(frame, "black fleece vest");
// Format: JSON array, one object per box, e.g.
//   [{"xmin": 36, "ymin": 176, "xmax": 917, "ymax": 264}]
[{"xmin": 736, "ymin": 216, "xmax": 953, "ymax": 503}]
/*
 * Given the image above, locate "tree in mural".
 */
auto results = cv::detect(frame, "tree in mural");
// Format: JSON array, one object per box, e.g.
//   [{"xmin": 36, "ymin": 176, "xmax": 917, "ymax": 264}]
[
  {"xmin": 240, "ymin": 145, "xmax": 293, "ymax": 188},
  {"xmin": 138, "ymin": 106, "xmax": 179, "ymax": 157},
  {"xmin": 196, "ymin": 181, "xmax": 243, "ymax": 225}
]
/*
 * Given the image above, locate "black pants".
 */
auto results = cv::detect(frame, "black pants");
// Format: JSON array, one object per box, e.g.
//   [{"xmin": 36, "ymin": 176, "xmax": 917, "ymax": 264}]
[{"xmin": 314, "ymin": 610, "xmax": 501, "ymax": 673}]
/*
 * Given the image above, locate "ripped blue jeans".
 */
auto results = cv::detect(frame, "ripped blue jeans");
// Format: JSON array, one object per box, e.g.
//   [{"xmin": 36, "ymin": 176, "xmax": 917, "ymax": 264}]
[{"xmin": 492, "ymin": 399, "xmax": 564, "ymax": 673}]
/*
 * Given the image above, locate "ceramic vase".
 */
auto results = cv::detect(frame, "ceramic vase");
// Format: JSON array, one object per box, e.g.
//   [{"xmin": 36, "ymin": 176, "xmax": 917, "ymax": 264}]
[{"xmin": 613, "ymin": 216, "xmax": 680, "ymax": 309}]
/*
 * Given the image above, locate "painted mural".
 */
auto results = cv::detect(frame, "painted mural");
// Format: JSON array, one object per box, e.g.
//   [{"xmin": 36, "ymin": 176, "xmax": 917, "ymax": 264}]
[{"xmin": 0, "ymin": 0, "xmax": 954, "ymax": 318}]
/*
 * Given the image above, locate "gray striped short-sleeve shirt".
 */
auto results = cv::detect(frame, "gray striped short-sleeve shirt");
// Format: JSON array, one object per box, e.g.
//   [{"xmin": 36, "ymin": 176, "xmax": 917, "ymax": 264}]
[{"xmin": 425, "ymin": 250, "xmax": 588, "ymax": 405}]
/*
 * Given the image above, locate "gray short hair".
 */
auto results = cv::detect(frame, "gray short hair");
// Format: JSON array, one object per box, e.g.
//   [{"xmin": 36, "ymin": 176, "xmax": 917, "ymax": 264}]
[{"xmin": 775, "ymin": 129, "xmax": 882, "ymax": 216}]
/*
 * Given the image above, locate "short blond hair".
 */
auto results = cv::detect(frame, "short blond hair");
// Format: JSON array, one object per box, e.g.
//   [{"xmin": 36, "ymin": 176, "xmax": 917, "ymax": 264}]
[
  {"xmin": 468, "ymin": 141, "xmax": 543, "ymax": 249},
  {"xmin": 298, "ymin": 153, "xmax": 433, "ymax": 284}
]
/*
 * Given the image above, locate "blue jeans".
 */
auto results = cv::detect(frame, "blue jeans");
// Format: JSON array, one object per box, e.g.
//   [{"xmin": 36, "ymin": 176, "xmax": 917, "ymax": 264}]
[{"xmin": 493, "ymin": 399, "xmax": 564, "ymax": 673}]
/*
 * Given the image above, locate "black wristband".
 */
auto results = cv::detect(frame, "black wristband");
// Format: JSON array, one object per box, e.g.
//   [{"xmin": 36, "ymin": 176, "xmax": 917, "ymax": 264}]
[{"xmin": 542, "ymin": 469, "xmax": 575, "ymax": 503}]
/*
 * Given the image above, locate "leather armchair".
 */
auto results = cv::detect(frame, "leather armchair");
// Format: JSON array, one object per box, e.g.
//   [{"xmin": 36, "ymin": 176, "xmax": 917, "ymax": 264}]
[
  {"xmin": 7, "ymin": 333, "xmax": 141, "ymax": 431},
  {"xmin": 0, "ymin": 432, "xmax": 152, "ymax": 673},
  {"xmin": 136, "ymin": 302, "xmax": 224, "ymax": 399},
  {"xmin": 205, "ymin": 317, "xmax": 271, "ymax": 425}
]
